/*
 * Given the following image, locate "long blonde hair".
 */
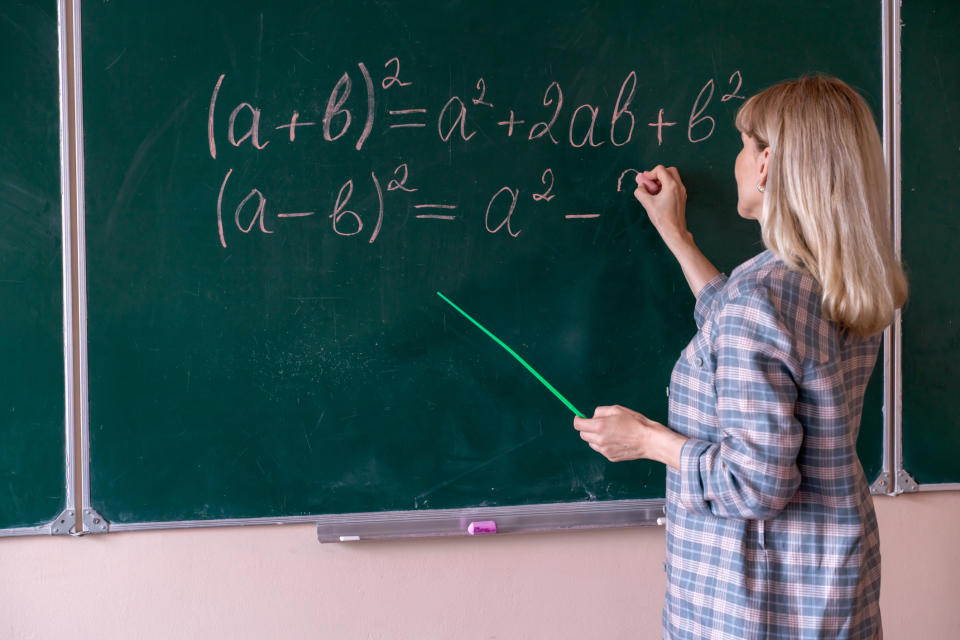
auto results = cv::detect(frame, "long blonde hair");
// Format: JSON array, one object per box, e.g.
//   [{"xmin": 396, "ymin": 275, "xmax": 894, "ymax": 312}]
[{"xmin": 735, "ymin": 75, "xmax": 907, "ymax": 336}]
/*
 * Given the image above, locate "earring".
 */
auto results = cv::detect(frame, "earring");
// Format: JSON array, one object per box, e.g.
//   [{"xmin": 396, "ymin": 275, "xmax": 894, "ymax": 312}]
[{"xmin": 756, "ymin": 184, "xmax": 765, "ymax": 193}]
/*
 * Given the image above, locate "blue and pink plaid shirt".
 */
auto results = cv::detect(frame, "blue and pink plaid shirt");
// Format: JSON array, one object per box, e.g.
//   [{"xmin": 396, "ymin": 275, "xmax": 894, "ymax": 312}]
[{"xmin": 664, "ymin": 250, "xmax": 883, "ymax": 639}]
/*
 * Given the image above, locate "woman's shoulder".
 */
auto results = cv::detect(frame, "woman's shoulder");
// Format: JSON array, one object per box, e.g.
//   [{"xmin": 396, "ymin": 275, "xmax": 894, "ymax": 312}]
[
  {"xmin": 719, "ymin": 250, "xmax": 842, "ymax": 364},
  {"xmin": 725, "ymin": 250, "xmax": 815, "ymax": 304}
]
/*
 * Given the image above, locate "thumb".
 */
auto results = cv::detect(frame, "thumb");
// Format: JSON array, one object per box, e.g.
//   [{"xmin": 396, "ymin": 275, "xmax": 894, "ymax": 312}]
[{"xmin": 592, "ymin": 405, "xmax": 619, "ymax": 418}]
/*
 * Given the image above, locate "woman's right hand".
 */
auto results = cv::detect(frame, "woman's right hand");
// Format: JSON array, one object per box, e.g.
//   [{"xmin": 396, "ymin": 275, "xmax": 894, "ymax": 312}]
[
  {"xmin": 633, "ymin": 165, "xmax": 720, "ymax": 298},
  {"xmin": 633, "ymin": 165, "xmax": 691, "ymax": 250}
]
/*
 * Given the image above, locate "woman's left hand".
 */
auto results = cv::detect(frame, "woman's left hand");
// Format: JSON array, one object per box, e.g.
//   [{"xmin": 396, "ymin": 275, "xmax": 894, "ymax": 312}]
[{"xmin": 573, "ymin": 405, "xmax": 687, "ymax": 469}]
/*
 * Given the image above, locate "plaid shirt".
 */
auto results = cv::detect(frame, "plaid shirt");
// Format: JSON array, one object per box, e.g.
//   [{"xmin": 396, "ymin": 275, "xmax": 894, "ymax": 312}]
[{"xmin": 664, "ymin": 250, "xmax": 883, "ymax": 640}]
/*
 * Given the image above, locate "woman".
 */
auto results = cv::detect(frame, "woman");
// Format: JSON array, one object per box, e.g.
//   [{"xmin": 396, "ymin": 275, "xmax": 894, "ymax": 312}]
[{"xmin": 574, "ymin": 75, "xmax": 907, "ymax": 639}]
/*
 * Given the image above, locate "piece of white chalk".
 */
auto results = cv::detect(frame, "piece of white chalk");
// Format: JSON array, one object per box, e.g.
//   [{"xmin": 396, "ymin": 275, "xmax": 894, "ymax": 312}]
[
  {"xmin": 467, "ymin": 520, "xmax": 497, "ymax": 535},
  {"xmin": 339, "ymin": 535, "xmax": 361, "ymax": 542}
]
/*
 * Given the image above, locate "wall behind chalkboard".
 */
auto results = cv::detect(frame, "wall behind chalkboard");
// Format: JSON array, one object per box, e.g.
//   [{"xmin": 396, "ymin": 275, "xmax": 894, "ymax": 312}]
[{"xmin": 81, "ymin": 0, "xmax": 884, "ymax": 525}]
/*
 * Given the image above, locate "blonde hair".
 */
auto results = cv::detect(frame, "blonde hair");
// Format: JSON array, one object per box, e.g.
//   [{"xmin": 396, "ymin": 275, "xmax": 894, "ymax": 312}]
[{"xmin": 736, "ymin": 75, "xmax": 907, "ymax": 336}]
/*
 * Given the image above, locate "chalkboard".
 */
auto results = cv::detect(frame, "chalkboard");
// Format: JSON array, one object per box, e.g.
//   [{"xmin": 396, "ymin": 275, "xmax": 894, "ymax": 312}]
[
  {"xmin": 0, "ymin": 0, "xmax": 67, "ymax": 532},
  {"xmin": 81, "ymin": 0, "xmax": 885, "ymax": 526},
  {"xmin": 901, "ymin": 0, "xmax": 960, "ymax": 485}
]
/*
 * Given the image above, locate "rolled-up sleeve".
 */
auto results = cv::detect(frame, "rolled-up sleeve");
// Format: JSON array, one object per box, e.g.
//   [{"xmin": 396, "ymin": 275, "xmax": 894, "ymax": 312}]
[
  {"xmin": 678, "ymin": 288, "xmax": 803, "ymax": 520},
  {"xmin": 693, "ymin": 273, "xmax": 728, "ymax": 329}
]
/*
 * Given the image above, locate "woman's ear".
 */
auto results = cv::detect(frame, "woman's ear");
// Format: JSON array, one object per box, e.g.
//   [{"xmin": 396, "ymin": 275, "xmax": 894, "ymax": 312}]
[{"xmin": 758, "ymin": 146, "xmax": 771, "ymax": 188}]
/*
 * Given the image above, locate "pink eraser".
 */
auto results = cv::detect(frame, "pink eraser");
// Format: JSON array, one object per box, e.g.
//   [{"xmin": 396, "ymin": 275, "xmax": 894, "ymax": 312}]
[
  {"xmin": 467, "ymin": 520, "xmax": 497, "ymax": 535},
  {"xmin": 637, "ymin": 173, "xmax": 662, "ymax": 195}
]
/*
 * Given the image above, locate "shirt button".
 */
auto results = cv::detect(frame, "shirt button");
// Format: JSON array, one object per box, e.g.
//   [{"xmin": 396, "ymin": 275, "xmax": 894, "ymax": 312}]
[{"xmin": 694, "ymin": 356, "xmax": 704, "ymax": 368}]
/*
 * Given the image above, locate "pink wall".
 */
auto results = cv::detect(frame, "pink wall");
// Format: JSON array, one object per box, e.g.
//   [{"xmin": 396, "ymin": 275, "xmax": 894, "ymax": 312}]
[{"xmin": 0, "ymin": 491, "xmax": 957, "ymax": 638}]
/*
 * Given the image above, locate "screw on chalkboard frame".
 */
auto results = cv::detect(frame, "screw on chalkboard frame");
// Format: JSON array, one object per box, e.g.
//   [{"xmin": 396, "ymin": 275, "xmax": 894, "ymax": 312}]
[
  {"xmin": 49, "ymin": 509, "xmax": 76, "ymax": 536},
  {"xmin": 895, "ymin": 469, "xmax": 919, "ymax": 494},
  {"xmin": 869, "ymin": 472, "xmax": 891, "ymax": 496},
  {"xmin": 82, "ymin": 508, "xmax": 109, "ymax": 534}
]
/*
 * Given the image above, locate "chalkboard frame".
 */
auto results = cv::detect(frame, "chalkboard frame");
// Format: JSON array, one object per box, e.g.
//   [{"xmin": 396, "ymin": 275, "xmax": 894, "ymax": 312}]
[
  {"xmin": 870, "ymin": 0, "xmax": 900, "ymax": 497},
  {"xmin": 69, "ymin": 0, "xmax": 922, "ymax": 538},
  {"xmin": 0, "ymin": 0, "xmax": 78, "ymax": 538}
]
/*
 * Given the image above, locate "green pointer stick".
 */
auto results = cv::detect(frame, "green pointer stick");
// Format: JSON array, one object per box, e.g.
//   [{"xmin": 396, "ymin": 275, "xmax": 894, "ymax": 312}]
[{"xmin": 437, "ymin": 291, "xmax": 586, "ymax": 418}]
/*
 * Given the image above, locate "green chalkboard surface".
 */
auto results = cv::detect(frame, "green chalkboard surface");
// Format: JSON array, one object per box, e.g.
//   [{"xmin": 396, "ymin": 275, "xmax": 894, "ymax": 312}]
[
  {"xmin": 82, "ymin": 0, "xmax": 884, "ymax": 525},
  {"xmin": 902, "ymin": 1, "xmax": 960, "ymax": 485},
  {"xmin": 0, "ymin": 0, "xmax": 66, "ymax": 531}
]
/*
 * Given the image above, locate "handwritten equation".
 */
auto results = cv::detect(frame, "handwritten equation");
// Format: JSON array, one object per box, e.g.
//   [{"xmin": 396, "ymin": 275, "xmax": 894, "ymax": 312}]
[{"xmin": 208, "ymin": 58, "xmax": 746, "ymax": 248}]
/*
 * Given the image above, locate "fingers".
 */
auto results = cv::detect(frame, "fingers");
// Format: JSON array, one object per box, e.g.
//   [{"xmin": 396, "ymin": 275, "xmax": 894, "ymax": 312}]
[
  {"xmin": 577, "ymin": 426, "xmax": 609, "ymax": 460},
  {"xmin": 574, "ymin": 406, "xmax": 619, "ymax": 426},
  {"xmin": 573, "ymin": 415, "xmax": 605, "ymax": 439},
  {"xmin": 646, "ymin": 165, "xmax": 675, "ymax": 188},
  {"xmin": 572, "ymin": 418, "xmax": 601, "ymax": 444},
  {"xmin": 584, "ymin": 435, "xmax": 621, "ymax": 462},
  {"xmin": 574, "ymin": 406, "xmax": 629, "ymax": 434},
  {"xmin": 578, "ymin": 429, "xmax": 600, "ymax": 445},
  {"xmin": 645, "ymin": 165, "xmax": 685, "ymax": 192},
  {"xmin": 633, "ymin": 174, "xmax": 655, "ymax": 206},
  {"xmin": 592, "ymin": 405, "xmax": 620, "ymax": 418},
  {"xmin": 633, "ymin": 165, "xmax": 684, "ymax": 204},
  {"xmin": 573, "ymin": 415, "xmax": 605, "ymax": 435},
  {"xmin": 573, "ymin": 410, "xmax": 636, "ymax": 463},
  {"xmin": 633, "ymin": 185, "xmax": 653, "ymax": 208},
  {"xmin": 634, "ymin": 172, "xmax": 662, "ymax": 195}
]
